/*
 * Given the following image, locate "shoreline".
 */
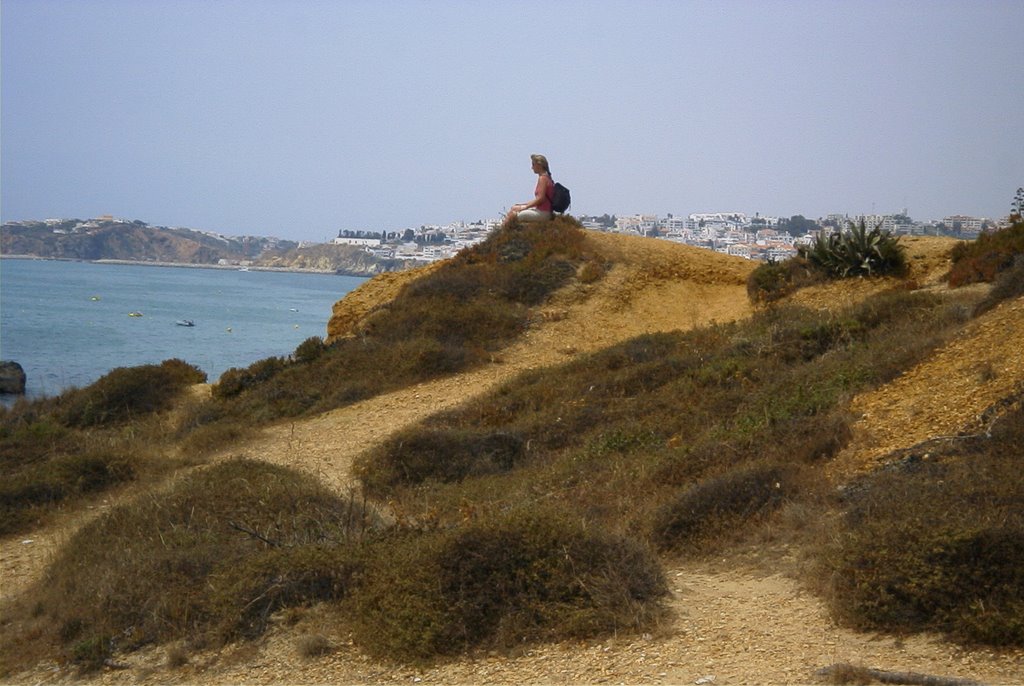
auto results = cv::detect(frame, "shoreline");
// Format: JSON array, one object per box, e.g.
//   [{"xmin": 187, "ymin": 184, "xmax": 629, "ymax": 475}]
[
  {"xmin": 0, "ymin": 254, "xmax": 369, "ymax": 277},
  {"xmin": 2, "ymin": 255, "xmax": 364, "ymax": 401}
]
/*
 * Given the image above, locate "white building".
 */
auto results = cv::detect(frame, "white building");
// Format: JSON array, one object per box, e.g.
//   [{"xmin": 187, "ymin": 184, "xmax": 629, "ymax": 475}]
[
  {"xmin": 944, "ymin": 215, "xmax": 984, "ymax": 236},
  {"xmin": 659, "ymin": 216, "xmax": 688, "ymax": 233},
  {"xmin": 333, "ymin": 237, "xmax": 381, "ymax": 247},
  {"xmin": 615, "ymin": 214, "xmax": 659, "ymax": 235}
]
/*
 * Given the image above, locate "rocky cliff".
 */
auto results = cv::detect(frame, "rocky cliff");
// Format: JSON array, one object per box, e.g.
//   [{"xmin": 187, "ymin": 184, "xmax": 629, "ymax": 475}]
[
  {"xmin": 325, "ymin": 261, "xmax": 445, "ymax": 342},
  {"xmin": 1, "ymin": 219, "xmax": 414, "ymax": 275},
  {"xmin": 258, "ymin": 242, "xmax": 416, "ymax": 276},
  {"xmin": 1, "ymin": 219, "xmax": 290, "ymax": 263}
]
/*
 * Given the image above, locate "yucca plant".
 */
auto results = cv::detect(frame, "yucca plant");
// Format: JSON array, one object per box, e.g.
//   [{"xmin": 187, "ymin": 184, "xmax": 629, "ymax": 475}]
[{"xmin": 799, "ymin": 220, "xmax": 906, "ymax": 278}]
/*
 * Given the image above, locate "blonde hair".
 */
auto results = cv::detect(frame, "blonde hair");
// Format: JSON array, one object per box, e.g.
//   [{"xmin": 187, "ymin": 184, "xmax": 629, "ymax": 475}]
[{"xmin": 531, "ymin": 154, "xmax": 550, "ymax": 174}]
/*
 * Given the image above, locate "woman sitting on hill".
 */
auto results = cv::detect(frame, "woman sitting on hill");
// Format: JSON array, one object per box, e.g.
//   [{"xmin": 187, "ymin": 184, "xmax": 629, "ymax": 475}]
[{"xmin": 506, "ymin": 154, "xmax": 554, "ymax": 223}]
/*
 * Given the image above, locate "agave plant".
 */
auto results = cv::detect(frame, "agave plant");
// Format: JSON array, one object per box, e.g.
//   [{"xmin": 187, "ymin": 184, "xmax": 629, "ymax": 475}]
[{"xmin": 799, "ymin": 220, "xmax": 906, "ymax": 278}]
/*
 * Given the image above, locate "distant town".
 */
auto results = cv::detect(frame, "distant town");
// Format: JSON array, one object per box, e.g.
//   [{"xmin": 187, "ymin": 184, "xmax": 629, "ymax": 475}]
[
  {"xmin": 333, "ymin": 209, "xmax": 1002, "ymax": 264},
  {"xmin": 2, "ymin": 210, "xmax": 1004, "ymax": 272}
]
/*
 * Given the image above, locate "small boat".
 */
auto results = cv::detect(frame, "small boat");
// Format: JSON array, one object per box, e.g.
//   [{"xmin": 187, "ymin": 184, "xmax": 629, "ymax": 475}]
[
  {"xmin": 128, "ymin": 311, "xmax": 143, "ymax": 317},
  {"xmin": 90, "ymin": 295, "xmax": 101, "ymax": 301},
  {"xmin": 176, "ymin": 319, "xmax": 195, "ymax": 327}
]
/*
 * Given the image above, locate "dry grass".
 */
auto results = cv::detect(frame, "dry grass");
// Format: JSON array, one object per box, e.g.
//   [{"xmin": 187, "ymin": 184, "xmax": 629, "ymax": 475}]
[
  {"xmin": 1, "ymin": 459, "xmax": 377, "ymax": 673},
  {"xmin": 349, "ymin": 506, "xmax": 668, "ymax": 663},
  {"xmin": 0, "ymin": 360, "xmax": 207, "ymax": 536},
  {"xmin": 817, "ymin": 400, "xmax": 1024, "ymax": 645},
  {"xmin": 208, "ymin": 217, "xmax": 596, "ymax": 423}
]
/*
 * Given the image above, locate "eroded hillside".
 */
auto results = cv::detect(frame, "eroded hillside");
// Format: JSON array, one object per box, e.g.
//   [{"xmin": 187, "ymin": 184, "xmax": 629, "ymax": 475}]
[{"xmin": 237, "ymin": 232, "xmax": 1015, "ymax": 494}]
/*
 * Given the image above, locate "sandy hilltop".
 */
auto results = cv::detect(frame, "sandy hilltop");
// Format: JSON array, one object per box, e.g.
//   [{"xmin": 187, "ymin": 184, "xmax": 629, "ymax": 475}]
[{"xmin": 3, "ymin": 229, "xmax": 1024, "ymax": 685}]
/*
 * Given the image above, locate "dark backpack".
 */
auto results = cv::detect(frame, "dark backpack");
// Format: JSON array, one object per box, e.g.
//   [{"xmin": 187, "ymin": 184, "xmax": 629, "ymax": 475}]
[{"xmin": 551, "ymin": 182, "xmax": 571, "ymax": 214}]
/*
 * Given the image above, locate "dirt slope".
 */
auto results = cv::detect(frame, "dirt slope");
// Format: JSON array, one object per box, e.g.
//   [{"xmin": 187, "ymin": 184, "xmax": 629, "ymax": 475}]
[
  {"xmin": 196, "ymin": 233, "xmax": 757, "ymax": 494},
  {"xmin": 5, "ymin": 231, "xmax": 1024, "ymax": 685}
]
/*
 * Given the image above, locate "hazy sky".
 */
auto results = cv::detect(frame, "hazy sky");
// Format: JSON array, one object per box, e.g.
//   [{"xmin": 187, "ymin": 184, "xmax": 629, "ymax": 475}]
[{"xmin": 3, "ymin": 1, "xmax": 1022, "ymax": 241}]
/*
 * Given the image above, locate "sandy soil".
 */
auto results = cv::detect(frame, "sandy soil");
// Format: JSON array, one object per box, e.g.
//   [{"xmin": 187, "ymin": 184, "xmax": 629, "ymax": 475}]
[{"xmin": 4, "ymin": 232, "xmax": 1024, "ymax": 685}]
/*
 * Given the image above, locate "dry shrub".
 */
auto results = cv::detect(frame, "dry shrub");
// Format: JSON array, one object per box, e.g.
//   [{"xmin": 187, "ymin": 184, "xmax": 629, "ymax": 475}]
[
  {"xmin": 0, "ymin": 363, "xmax": 211, "ymax": 536},
  {"xmin": 815, "ymin": 662, "xmax": 877, "ymax": 685},
  {"xmin": 746, "ymin": 255, "xmax": 825, "ymax": 303},
  {"xmin": 204, "ymin": 545, "xmax": 362, "ymax": 641},
  {"xmin": 165, "ymin": 646, "xmax": 189, "ymax": 668},
  {"xmin": 972, "ymin": 253, "xmax": 1024, "ymax": 316},
  {"xmin": 220, "ymin": 335, "xmax": 472, "ymax": 423},
  {"xmin": 172, "ymin": 395, "xmax": 250, "ymax": 456},
  {"xmin": 578, "ymin": 257, "xmax": 608, "ymax": 284},
  {"xmin": 820, "ymin": 403, "xmax": 1024, "ymax": 646},
  {"xmin": 349, "ymin": 507, "xmax": 667, "ymax": 662},
  {"xmin": 0, "ymin": 450, "xmax": 136, "ymax": 536},
  {"xmin": 177, "ymin": 419, "xmax": 248, "ymax": 456},
  {"xmin": 357, "ymin": 427, "xmax": 525, "ymax": 495},
  {"xmin": 0, "ymin": 414, "xmax": 73, "ymax": 469},
  {"xmin": 295, "ymin": 634, "xmax": 333, "ymax": 659},
  {"xmin": 354, "ymin": 287, "xmax": 969, "ymax": 556},
  {"xmin": 57, "ymin": 359, "xmax": 206, "ymax": 427},
  {"xmin": 293, "ymin": 336, "xmax": 326, "ymax": 364},
  {"xmin": 213, "ymin": 356, "xmax": 289, "ymax": 399},
  {"xmin": 947, "ymin": 218, "xmax": 1024, "ymax": 287},
  {"xmin": 12, "ymin": 459, "xmax": 378, "ymax": 671},
  {"xmin": 652, "ymin": 463, "xmax": 806, "ymax": 553},
  {"xmin": 207, "ymin": 217, "xmax": 596, "ymax": 425}
]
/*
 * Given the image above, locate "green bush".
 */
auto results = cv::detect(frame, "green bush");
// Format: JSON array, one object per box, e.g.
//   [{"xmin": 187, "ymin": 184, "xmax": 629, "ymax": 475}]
[
  {"xmin": 748, "ymin": 221, "xmax": 915, "ymax": 303},
  {"xmin": 798, "ymin": 220, "xmax": 907, "ymax": 279},
  {"xmin": 350, "ymin": 507, "xmax": 667, "ymax": 661},
  {"xmin": 57, "ymin": 359, "xmax": 206, "ymax": 427}
]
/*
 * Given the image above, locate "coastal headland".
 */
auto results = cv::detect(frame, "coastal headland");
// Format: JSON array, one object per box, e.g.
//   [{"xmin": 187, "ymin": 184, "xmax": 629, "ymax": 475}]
[{"xmin": 2, "ymin": 224, "xmax": 1023, "ymax": 685}]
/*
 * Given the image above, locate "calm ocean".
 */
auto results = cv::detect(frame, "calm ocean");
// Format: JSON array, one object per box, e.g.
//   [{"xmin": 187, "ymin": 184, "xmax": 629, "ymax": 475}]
[{"xmin": 0, "ymin": 259, "xmax": 365, "ymax": 400}]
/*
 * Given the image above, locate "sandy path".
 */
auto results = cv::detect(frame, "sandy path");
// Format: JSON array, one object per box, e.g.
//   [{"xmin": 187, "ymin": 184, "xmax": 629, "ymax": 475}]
[
  {"xmin": 215, "ymin": 232, "xmax": 756, "ymax": 491},
  {"xmin": 86, "ymin": 561, "xmax": 1023, "ymax": 686}
]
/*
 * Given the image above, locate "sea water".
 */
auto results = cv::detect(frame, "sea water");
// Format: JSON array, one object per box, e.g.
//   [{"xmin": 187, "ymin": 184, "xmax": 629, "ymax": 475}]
[{"xmin": 0, "ymin": 259, "xmax": 366, "ymax": 400}]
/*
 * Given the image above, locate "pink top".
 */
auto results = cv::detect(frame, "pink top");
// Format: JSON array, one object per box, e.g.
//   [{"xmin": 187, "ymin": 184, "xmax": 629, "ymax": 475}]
[{"xmin": 535, "ymin": 174, "xmax": 553, "ymax": 212}]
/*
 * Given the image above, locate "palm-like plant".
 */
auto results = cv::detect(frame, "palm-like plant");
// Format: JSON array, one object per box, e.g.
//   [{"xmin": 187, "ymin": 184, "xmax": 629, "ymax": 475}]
[{"xmin": 799, "ymin": 220, "xmax": 906, "ymax": 278}]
